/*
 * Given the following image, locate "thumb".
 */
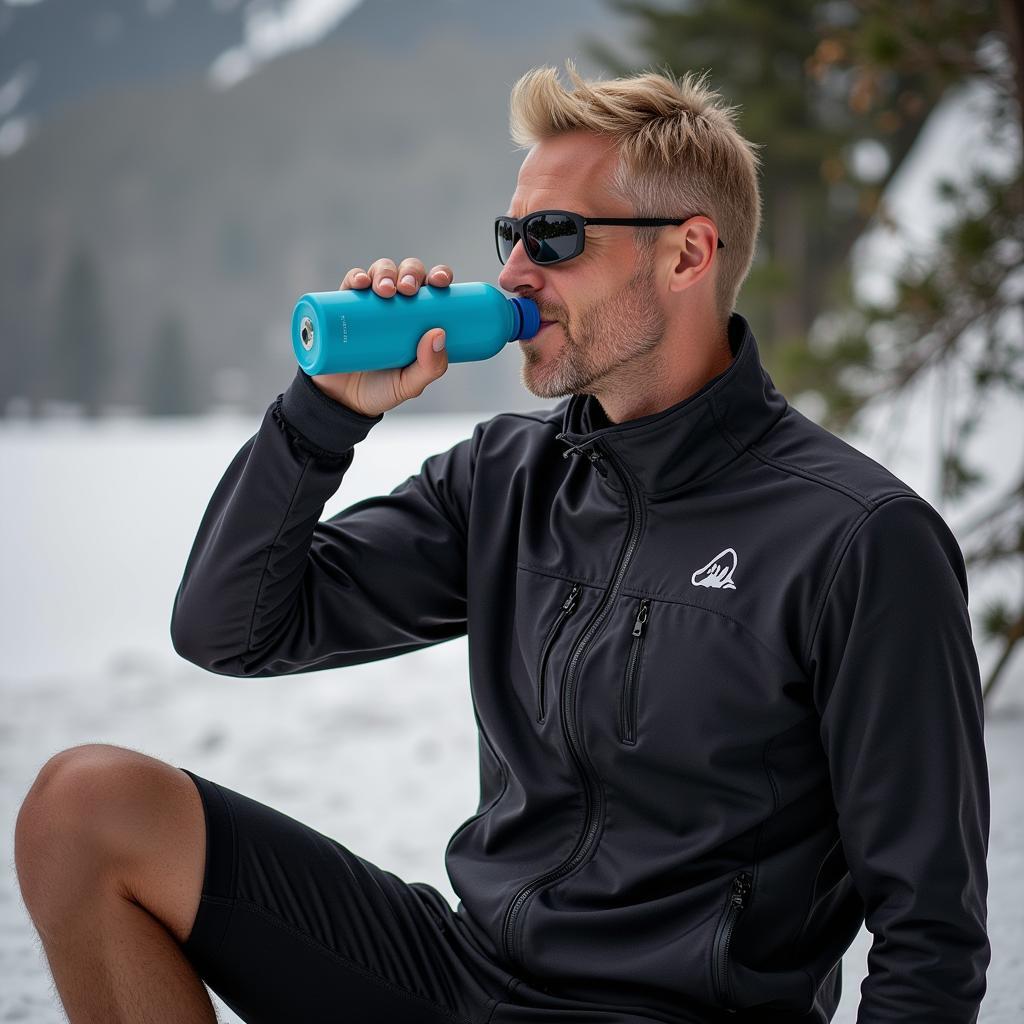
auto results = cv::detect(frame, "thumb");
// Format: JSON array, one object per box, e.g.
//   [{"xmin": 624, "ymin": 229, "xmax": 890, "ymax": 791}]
[
  {"xmin": 428, "ymin": 328, "xmax": 448, "ymax": 378},
  {"xmin": 431, "ymin": 327, "xmax": 447, "ymax": 361},
  {"xmin": 398, "ymin": 328, "xmax": 449, "ymax": 401}
]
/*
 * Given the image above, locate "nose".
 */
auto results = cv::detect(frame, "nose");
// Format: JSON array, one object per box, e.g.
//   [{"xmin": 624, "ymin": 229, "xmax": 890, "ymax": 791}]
[{"xmin": 497, "ymin": 236, "xmax": 546, "ymax": 294}]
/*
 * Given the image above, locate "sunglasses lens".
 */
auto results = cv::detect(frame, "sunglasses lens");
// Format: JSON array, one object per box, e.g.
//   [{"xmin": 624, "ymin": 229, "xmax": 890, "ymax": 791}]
[
  {"xmin": 525, "ymin": 213, "xmax": 579, "ymax": 264},
  {"xmin": 496, "ymin": 219, "xmax": 516, "ymax": 264},
  {"xmin": 496, "ymin": 214, "xmax": 581, "ymax": 265}
]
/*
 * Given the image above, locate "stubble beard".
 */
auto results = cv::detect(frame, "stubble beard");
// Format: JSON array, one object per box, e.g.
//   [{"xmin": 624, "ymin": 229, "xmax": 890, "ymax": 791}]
[{"xmin": 519, "ymin": 261, "xmax": 666, "ymax": 400}]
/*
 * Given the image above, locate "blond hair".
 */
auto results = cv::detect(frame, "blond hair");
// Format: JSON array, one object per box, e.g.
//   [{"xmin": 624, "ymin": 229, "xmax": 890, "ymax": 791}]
[{"xmin": 508, "ymin": 58, "xmax": 763, "ymax": 332}]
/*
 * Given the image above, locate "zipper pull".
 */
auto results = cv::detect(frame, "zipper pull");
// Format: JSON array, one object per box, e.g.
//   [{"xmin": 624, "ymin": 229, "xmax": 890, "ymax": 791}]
[
  {"xmin": 555, "ymin": 434, "xmax": 609, "ymax": 478},
  {"xmin": 730, "ymin": 873, "xmax": 752, "ymax": 909},
  {"xmin": 586, "ymin": 446, "xmax": 608, "ymax": 478},
  {"xmin": 632, "ymin": 599, "xmax": 650, "ymax": 637},
  {"xmin": 562, "ymin": 583, "xmax": 581, "ymax": 613}
]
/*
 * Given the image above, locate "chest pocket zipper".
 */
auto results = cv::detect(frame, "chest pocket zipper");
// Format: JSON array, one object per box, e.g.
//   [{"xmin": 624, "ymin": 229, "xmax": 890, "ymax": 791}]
[
  {"xmin": 712, "ymin": 871, "xmax": 753, "ymax": 1011},
  {"xmin": 618, "ymin": 598, "xmax": 650, "ymax": 744},
  {"xmin": 536, "ymin": 582, "xmax": 582, "ymax": 724}
]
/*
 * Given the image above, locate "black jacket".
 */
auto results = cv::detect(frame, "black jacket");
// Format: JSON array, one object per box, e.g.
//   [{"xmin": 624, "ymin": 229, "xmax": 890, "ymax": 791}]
[{"xmin": 170, "ymin": 311, "xmax": 990, "ymax": 1023}]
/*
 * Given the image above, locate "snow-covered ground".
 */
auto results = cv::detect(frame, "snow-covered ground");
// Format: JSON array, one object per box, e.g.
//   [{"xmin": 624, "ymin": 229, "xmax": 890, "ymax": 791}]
[{"xmin": 1, "ymin": 412, "xmax": 1021, "ymax": 1023}]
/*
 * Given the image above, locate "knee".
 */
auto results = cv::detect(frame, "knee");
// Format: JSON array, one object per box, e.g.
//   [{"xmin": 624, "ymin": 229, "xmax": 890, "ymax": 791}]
[{"xmin": 14, "ymin": 743, "xmax": 149, "ymax": 897}]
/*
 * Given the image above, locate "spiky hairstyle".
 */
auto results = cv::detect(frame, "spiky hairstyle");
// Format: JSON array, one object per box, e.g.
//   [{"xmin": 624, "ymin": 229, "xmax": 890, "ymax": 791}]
[{"xmin": 509, "ymin": 58, "xmax": 763, "ymax": 328}]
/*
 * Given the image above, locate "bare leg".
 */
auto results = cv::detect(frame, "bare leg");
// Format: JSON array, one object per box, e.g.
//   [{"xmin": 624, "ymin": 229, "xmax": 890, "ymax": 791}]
[{"xmin": 14, "ymin": 744, "xmax": 219, "ymax": 1024}]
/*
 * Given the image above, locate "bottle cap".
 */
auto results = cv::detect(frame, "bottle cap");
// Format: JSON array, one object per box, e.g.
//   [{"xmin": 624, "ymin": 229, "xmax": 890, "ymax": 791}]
[{"xmin": 508, "ymin": 296, "xmax": 541, "ymax": 341}]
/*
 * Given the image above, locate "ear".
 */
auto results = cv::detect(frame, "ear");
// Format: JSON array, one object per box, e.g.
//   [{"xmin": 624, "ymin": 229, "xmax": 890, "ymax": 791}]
[{"xmin": 662, "ymin": 217, "xmax": 719, "ymax": 295}]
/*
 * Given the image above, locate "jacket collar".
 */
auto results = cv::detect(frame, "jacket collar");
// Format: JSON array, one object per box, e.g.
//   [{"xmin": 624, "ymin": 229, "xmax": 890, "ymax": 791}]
[{"xmin": 554, "ymin": 311, "xmax": 788, "ymax": 495}]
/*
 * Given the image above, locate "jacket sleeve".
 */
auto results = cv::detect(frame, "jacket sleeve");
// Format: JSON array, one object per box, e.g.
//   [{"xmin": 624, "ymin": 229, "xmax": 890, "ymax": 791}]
[
  {"xmin": 169, "ymin": 367, "xmax": 479, "ymax": 677},
  {"xmin": 806, "ymin": 494, "xmax": 990, "ymax": 1022}
]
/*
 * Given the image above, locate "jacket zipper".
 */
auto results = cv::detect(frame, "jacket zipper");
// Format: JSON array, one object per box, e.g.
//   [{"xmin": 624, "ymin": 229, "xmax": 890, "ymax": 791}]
[
  {"xmin": 619, "ymin": 598, "xmax": 650, "ymax": 744},
  {"xmin": 502, "ymin": 441, "xmax": 644, "ymax": 969},
  {"xmin": 536, "ymin": 582, "xmax": 582, "ymax": 723},
  {"xmin": 713, "ymin": 871, "xmax": 753, "ymax": 1010}
]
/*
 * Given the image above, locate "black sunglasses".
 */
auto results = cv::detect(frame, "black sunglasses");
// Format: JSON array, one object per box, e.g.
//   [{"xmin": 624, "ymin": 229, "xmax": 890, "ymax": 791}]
[{"xmin": 495, "ymin": 209, "xmax": 725, "ymax": 267}]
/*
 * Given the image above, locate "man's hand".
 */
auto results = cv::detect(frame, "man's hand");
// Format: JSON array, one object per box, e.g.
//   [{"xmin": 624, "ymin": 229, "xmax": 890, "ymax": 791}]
[{"xmin": 310, "ymin": 258, "xmax": 455, "ymax": 417}]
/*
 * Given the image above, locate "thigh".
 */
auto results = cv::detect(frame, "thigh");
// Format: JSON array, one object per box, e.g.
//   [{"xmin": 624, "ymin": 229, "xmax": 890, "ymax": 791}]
[{"xmin": 177, "ymin": 768, "xmax": 515, "ymax": 1024}]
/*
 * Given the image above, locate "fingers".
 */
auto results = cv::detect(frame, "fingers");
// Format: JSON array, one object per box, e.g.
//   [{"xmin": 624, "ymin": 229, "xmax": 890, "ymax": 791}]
[
  {"xmin": 340, "ymin": 267, "xmax": 371, "ymax": 289},
  {"xmin": 393, "ymin": 259, "xmax": 423, "ymax": 294},
  {"xmin": 397, "ymin": 261, "xmax": 453, "ymax": 294},
  {"xmin": 367, "ymin": 258, "xmax": 399, "ymax": 296},
  {"xmin": 427, "ymin": 264, "xmax": 453, "ymax": 287},
  {"xmin": 340, "ymin": 261, "xmax": 454, "ymax": 296}
]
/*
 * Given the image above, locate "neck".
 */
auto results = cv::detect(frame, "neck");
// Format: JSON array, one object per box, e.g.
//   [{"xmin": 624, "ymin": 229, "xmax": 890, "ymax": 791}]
[{"xmin": 594, "ymin": 326, "xmax": 734, "ymax": 426}]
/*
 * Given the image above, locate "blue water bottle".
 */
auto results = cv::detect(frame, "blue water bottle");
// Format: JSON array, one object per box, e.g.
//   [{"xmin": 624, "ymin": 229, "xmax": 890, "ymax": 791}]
[{"xmin": 291, "ymin": 282, "xmax": 540, "ymax": 375}]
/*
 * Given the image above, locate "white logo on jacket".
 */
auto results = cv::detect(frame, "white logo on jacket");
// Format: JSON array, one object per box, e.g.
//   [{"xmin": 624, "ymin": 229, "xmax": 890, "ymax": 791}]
[{"xmin": 691, "ymin": 548, "xmax": 738, "ymax": 590}]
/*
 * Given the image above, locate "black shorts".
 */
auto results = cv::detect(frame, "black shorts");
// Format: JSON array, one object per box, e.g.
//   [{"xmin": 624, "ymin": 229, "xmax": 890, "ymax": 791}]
[{"xmin": 178, "ymin": 767, "xmax": 670, "ymax": 1024}]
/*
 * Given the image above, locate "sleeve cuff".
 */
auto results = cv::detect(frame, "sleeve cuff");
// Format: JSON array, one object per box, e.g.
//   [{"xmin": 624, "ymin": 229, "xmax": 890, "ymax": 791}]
[{"xmin": 279, "ymin": 367, "xmax": 384, "ymax": 455}]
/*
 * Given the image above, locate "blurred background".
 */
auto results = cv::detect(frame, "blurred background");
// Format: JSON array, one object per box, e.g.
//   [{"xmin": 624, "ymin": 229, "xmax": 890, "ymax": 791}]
[{"xmin": 1, "ymin": 0, "xmax": 1021, "ymax": 1021}]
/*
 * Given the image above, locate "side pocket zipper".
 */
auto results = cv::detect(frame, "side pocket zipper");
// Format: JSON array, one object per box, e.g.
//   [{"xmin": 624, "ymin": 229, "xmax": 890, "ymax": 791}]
[
  {"xmin": 618, "ymin": 598, "xmax": 650, "ymax": 744},
  {"xmin": 536, "ymin": 582, "xmax": 581, "ymax": 723},
  {"xmin": 712, "ymin": 871, "xmax": 752, "ymax": 1011}
]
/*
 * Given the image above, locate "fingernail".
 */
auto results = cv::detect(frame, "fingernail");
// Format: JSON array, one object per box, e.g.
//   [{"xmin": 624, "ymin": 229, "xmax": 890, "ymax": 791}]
[
  {"xmin": 400, "ymin": 274, "xmax": 416, "ymax": 287},
  {"xmin": 380, "ymin": 277, "xmax": 394, "ymax": 289},
  {"xmin": 432, "ymin": 330, "xmax": 446, "ymax": 352}
]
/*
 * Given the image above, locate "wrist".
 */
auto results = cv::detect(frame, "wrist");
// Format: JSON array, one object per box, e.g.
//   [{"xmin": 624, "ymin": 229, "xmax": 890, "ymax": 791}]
[{"xmin": 278, "ymin": 367, "xmax": 383, "ymax": 455}]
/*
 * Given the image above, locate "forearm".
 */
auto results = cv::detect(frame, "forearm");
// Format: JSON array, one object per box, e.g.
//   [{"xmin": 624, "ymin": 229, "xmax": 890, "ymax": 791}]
[{"xmin": 170, "ymin": 369, "xmax": 382, "ymax": 675}]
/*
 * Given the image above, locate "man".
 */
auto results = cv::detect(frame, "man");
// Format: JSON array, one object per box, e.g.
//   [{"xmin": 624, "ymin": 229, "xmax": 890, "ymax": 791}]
[{"xmin": 15, "ymin": 59, "xmax": 989, "ymax": 1023}]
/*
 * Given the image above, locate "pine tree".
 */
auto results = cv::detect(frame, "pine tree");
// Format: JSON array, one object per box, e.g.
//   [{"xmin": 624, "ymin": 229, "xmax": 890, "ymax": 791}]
[
  {"xmin": 780, "ymin": 0, "xmax": 1023, "ymax": 699},
  {"xmin": 52, "ymin": 244, "xmax": 109, "ymax": 417},
  {"xmin": 145, "ymin": 312, "xmax": 199, "ymax": 416}
]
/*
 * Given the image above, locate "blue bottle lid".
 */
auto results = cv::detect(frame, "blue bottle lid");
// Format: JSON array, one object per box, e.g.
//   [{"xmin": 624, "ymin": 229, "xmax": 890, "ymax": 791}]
[{"xmin": 508, "ymin": 296, "xmax": 541, "ymax": 341}]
